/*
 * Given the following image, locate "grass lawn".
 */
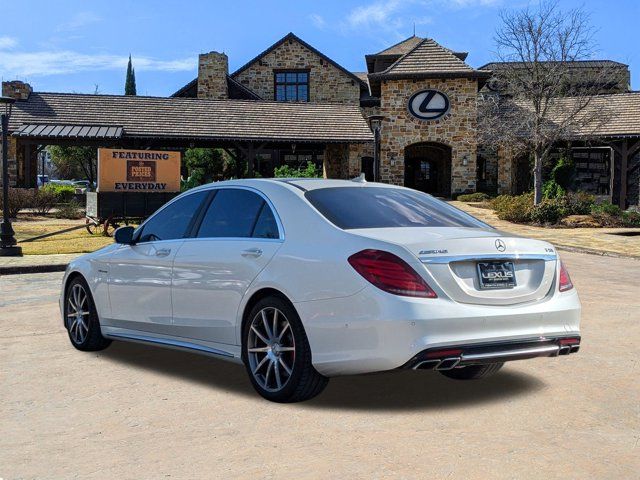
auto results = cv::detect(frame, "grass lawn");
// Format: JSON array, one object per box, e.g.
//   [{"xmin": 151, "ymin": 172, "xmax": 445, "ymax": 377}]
[{"xmin": 12, "ymin": 215, "xmax": 115, "ymax": 255}]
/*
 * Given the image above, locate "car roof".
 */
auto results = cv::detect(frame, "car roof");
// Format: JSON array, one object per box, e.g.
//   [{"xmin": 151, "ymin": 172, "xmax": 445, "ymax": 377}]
[{"xmin": 192, "ymin": 178, "xmax": 404, "ymax": 193}]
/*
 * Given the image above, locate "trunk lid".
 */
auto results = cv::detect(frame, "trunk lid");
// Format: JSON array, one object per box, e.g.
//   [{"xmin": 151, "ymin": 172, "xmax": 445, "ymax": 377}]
[{"xmin": 348, "ymin": 227, "xmax": 558, "ymax": 306}]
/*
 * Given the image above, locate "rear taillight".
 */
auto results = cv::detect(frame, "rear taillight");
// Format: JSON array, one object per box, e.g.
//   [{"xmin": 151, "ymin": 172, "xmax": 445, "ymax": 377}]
[
  {"xmin": 348, "ymin": 249, "xmax": 437, "ymax": 298},
  {"xmin": 559, "ymin": 261, "xmax": 573, "ymax": 292}
]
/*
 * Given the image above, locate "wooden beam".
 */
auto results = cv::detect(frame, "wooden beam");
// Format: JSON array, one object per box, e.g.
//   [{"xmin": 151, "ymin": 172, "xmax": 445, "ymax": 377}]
[{"xmin": 619, "ymin": 140, "xmax": 628, "ymax": 209}]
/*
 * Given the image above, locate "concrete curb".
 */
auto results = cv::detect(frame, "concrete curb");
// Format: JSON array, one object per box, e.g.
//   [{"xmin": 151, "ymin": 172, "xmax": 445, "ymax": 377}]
[
  {"xmin": 0, "ymin": 264, "xmax": 68, "ymax": 276},
  {"xmin": 555, "ymin": 245, "xmax": 640, "ymax": 260}
]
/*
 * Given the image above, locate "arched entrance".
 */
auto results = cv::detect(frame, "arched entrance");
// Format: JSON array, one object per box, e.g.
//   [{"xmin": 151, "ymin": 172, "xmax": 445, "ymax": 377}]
[{"xmin": 404, "ymin": 142, "xmax": 452, "ymax": 197}]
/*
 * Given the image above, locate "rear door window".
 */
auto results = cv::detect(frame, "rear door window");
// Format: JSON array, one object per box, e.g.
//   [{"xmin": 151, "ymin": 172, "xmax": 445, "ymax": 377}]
[{"xmin": 196, "ymin": 188, "xmax": 279, "ymax": 238}]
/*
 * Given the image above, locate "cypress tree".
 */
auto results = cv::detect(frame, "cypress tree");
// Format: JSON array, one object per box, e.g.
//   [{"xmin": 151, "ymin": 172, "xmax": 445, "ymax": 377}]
[{"xmin": 125, "ymin": 55, "xmax": 137, "ymax": 96}]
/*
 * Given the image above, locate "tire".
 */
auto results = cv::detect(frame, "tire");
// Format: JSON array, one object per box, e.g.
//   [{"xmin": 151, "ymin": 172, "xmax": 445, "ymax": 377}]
[
  {"xmin": 439, "ymin": 362, "xmax": 504, "ymax": 380},
  {"xmin": 242, "ymin": 295, "xmax": 328, "ymax": 403},
  {"xmin": 64, "ymin": 276, "xmax": 112, "ymax": 352}
]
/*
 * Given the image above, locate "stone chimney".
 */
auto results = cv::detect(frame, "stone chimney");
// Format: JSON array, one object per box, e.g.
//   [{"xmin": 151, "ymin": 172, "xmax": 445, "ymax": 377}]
[
  {"xmin": 197, "ymin": 52, "xmax": 228, "ymax": 100},
  {"xmin": 2, "ymin": 80, "xmax": 32, "ymax": 100}
]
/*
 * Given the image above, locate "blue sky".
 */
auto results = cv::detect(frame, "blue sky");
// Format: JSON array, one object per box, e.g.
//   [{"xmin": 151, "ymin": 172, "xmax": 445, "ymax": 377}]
[{"xmin": 1, "ymin": 0, "xmax": 637, "ymax": 96}]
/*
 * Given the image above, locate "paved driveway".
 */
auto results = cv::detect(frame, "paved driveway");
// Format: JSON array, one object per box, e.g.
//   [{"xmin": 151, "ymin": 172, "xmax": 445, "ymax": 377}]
[{"xmin": 1, "ymin": 251, "xmax": 638, "ymax": 479}]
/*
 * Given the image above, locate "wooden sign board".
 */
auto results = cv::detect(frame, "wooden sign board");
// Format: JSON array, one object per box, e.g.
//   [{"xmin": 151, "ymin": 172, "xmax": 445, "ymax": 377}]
[{"xmin": 97, "ymin": 148, "xmax": 181, "ymax": 192}]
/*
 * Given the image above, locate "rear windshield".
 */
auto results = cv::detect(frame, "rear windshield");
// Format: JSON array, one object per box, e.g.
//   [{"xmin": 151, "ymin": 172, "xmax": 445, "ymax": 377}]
[{"xmin": 305, "ymin": 187, "xmax": 490, "ymax": 230}]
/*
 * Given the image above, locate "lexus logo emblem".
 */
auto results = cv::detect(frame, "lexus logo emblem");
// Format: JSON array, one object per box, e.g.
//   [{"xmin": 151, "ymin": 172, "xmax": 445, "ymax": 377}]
[
  {"xmin": 407, "ymin": 89, "xmax": 450, "ymax": 120},
  {"xmin": 495, "ymin": 239, "xmax": 506, "ymax": 252}
]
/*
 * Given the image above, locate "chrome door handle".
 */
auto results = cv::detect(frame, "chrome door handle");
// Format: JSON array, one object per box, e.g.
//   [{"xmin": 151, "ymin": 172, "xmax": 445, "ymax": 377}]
[
  {"xmin": 241, "ymin": 248, "xmax": 263, "ymax": 258},
  {"xmin": 155, "ymin": 248, "xmax": 171, "ymax": 257}
]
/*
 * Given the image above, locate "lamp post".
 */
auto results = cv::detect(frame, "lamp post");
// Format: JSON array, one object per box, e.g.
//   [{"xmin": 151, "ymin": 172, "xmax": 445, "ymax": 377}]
[
  {"xmin": 0, "ymin": 95, "xmax": 21, "ymax": 256},
  {"xmin": 368, "ymin": 115, "xmax": 384, "ymax": 182}
]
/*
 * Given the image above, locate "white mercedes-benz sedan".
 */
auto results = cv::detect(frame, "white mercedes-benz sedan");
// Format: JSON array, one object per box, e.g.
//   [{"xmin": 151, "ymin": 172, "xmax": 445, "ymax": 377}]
[{"xmin": 60, "ymin": 178, "xmax": 581, "ymax": 402}]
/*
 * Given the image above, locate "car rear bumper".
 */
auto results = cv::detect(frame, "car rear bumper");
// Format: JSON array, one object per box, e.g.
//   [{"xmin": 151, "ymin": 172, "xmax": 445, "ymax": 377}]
[
  {"xmin": 295, "ymin": 285, "xmax": 581, "ymax": 376},
  {"xmin": 400, "ymin": 336, "xmax": 580, "ymax": 371}
]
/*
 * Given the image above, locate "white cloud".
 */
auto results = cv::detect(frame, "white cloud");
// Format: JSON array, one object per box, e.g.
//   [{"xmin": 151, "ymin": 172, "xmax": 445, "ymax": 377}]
[
  {"xmin": 0, "ymin": 50, "xmax": 196, "ymax": 77},
  {"xmin": 346, "ymin": 0, "xmax": 403, "ymax": 29},
  {"xmin": 309, "ymin": 13, "xmax": 326, "ymax": 29},
  {"xmin": 0, "ymin": 36, "xmax": 18, "ymax": 49},
  {"xmin": 55, "ymin": 11, "xmax": 101, "ymax": 32}
]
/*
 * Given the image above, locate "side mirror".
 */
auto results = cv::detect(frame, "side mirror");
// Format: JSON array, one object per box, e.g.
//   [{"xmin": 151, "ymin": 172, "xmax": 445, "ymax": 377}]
[{"xmin": 114, "ymin": 226, "xmax": 135, "ymax": 245}]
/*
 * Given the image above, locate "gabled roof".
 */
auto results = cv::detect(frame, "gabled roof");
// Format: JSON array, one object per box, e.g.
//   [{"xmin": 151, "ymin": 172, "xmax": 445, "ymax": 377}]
[
  {"xmin": 8, "ymin": 92, "xmax": 374, "ymax": 143},
  {"xmin": 370, "ymin": 38, "xmax": 489, "ymax": 79},
  {"xmin": 231, "ymin": 32, "xmax": 367, "ymax": 87}
]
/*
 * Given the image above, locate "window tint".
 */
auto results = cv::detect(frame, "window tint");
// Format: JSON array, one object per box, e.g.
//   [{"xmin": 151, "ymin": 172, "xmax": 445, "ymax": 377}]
[
  {"xmin": 252, "ymin": 204, "xmax": 279, "ymax": 239},
  {"xmin": 137, "ymin": 191, "xmax": 208, "ymax": 242},
  {"xmin": 197, "ymin": 189, "xmax": 270, "ymax": 238},
  {"xmin": 305, "ymin": 187, "xmax": 490, "ymax": 230}
]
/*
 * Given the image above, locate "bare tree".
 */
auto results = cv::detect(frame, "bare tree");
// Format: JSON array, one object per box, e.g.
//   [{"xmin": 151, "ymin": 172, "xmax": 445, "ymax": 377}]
[{"xmin": 479, "ymin": 0, "xmax": 614, "ymax": 204}]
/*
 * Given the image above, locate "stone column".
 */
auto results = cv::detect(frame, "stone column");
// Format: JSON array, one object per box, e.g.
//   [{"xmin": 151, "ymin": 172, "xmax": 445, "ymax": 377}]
[
  {"xmin": 1, "ymin": 81, "xmax": 32, "ymax": 187},
  {"xmin": 497, "ymin": 146, "xmax": 515, "ymax": 195},
  {"xmin": 197, "ymin": 52, "xmax": 229, "ymax": 100}
]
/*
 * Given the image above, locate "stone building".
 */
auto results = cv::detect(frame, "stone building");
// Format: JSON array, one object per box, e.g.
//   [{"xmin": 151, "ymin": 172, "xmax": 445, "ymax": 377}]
[{"xmin": 3, "ymin": 32, "xmax": 639, "ymax": 206}]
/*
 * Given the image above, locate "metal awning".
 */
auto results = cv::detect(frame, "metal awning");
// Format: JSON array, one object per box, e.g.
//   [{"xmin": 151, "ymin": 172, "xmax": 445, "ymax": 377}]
[{"xmin": 13, "ymin": 124, "xmax": 124, "ymax": 139}]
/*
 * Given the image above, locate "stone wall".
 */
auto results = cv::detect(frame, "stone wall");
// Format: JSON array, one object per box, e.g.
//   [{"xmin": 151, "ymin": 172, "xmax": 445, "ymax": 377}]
[
  {"xmin": 2, "ymin": 80, "xmax": 32, "ymax": 100},
  {"xmin": 233, "ymin": 38, "xmax": 361, "ymax": 104},
  {"xmin": 378, "ymin": 77, "xmax": 479, "ymax": 194},
  {"xmin": 197, "ymin": 52, "xmax": 228, "ymax": 100}
]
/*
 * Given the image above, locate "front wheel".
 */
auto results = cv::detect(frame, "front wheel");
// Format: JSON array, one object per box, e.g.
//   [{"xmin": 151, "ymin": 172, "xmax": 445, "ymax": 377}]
[
  {"xmin": 439, "ymin": 362, "xmax": 504, "ymax": 380},
  {"xmin": 242, "ymin": 296, "xmax": 328, "ymax": 403}
]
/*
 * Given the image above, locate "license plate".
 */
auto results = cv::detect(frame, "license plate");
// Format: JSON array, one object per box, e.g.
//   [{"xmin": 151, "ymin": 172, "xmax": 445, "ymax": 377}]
[{"xmin": 477, "ymin": 261, "xmax": 516, "ymax": 289}]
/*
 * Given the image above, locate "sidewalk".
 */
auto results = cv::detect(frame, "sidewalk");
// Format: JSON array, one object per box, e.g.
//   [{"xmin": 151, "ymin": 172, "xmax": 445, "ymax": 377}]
[
  {"xmin": 452, "ymin": 201, "xmax": 640, "ymax": 259},
  {"xmin": 0, "ymin": 253, "xmax": 78, "ymax": 275}
]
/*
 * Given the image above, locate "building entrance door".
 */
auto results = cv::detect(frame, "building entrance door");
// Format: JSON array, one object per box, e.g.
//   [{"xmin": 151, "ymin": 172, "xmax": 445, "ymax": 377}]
[{"xmin": 404, "ymin": 142, "xmax": 452, "ymax": 197}]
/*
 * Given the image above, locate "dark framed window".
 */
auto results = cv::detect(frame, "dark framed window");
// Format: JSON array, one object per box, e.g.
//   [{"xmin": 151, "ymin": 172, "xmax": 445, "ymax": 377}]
[
  {"xmin": 196, "ymin": 188, "xmax": 279, "ymax": 239},
  {"xmin": 275, "ymin": 70, "xmax": 309, "ymax": 102}
]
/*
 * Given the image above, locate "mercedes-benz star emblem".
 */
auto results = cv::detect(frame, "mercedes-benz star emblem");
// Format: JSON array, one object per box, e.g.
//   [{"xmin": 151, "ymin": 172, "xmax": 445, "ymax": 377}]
[{"xmin": 495, "ymin": 239, "xmax": 506, "ymax": 252}]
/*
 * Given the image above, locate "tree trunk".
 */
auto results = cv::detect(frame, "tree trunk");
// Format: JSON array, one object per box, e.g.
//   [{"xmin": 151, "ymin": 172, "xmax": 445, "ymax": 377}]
[{"xmin": 533, "ymin": 149, "xmax": 543, "ymax": 205}]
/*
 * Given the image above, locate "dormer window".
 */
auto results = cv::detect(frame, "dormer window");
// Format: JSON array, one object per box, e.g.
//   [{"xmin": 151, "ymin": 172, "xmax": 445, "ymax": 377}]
[{"xmin": 275, "ymin": 70, "xmax": 309, "ymax": 102}]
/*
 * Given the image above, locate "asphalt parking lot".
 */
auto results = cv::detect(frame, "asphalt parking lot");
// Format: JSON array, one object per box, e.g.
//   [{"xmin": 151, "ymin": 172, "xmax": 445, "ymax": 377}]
[{"xmin": 1, "ymin": 250, "xmax": 638, "ymax": 479}]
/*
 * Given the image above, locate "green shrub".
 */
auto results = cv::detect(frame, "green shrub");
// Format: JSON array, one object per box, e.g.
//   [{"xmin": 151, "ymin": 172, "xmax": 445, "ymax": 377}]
[
  {"xmin": 42, "ymin": 184, "xmax": 76, "ymax": 203},
  {"xmin": 542, "ymin": 180, "xmax": 565, "ymax": 199},
  {"xmin": 564, "ymin": 192, "xmax": 595, "ymax": 216},
  {"xmin": 273, "ymin": 161, "xmax": 322, "ymax": 178},
  {"xmin": 591, "ymin": 201, "xmax": 622, "ymax": 217},
  {"xmin": 0, "ymin": 188, "xmax": 34, "ymax": 218},
  {"xmin": 54, "ymin": 199, "xmax": 83, "ymax": 219},
  {"xmin": 32, "ymin": 188, "xmax": 58, "ymax": 215},
  {"xmin": 622, "ymin": 210, "xmax": 640, "ymax": 227},
  {"xmin": 490, "ymin": 193, "xmax": 534, "ymax": 223},
  {"xmin": 530, "ymin": 198, "xmax": 567, "ymax": 224},
  {"xmin": 457, "ymin": 192, "xmax": 491, "ymax": 202}
]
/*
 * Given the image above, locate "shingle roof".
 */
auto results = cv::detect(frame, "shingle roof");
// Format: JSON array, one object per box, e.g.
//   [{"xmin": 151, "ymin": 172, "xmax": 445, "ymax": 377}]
[
  {"xmin": 8, "ymin": 92, "xmax": 373, "ymax": 143},
  {"xmin": 370, "ymin": 38, "xmax": 490, "ymax": 79},
  {"xmin": 562, "ymin": 92, "xmax": 640, "ymax": 137},
  {"xmin": 500, "ymin": 92, "xmax": 640, "ymax": 138},
  {"xmin": 479, "ymin": 60, "xmax": 628, "ymax": 71},
  {"xmin": 372, "ymin": 36, "xmax": 424, "ymax": 56}
]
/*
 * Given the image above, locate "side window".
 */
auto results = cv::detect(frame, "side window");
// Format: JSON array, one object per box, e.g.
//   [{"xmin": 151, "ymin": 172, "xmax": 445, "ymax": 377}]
[
  {"xmin": 252, "ymin": 204, "xmax": 279, "ymax": 239},
  {"xmin": 197, "ymin": 189, "xmax": 270, "ymax": 238},
  {"xmin": 137, "ymin": 191, "xmax": 208, "ymax": 243}
]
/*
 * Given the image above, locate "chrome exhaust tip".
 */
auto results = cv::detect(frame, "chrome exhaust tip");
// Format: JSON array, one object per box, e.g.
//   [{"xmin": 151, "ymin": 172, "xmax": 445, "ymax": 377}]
[{"xmin": 435, "ymin": 357, "xmax": 461, "ymax": 370}]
